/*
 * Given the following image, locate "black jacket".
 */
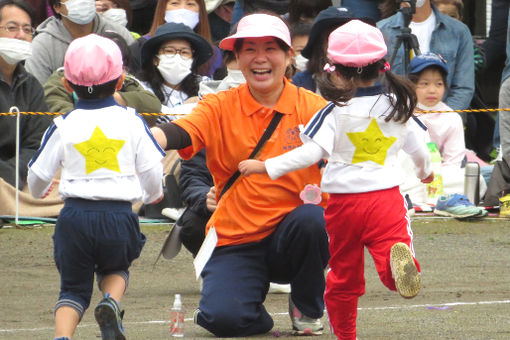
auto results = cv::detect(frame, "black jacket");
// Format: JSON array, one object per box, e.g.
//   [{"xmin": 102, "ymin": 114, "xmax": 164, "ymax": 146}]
[
  {"xmin": 0, "ymin": 64, "xmax": 51, "ymax": 188},
  {"xmin": 178, "ymin": 149, "xmax": 213, "ymax": 217}
]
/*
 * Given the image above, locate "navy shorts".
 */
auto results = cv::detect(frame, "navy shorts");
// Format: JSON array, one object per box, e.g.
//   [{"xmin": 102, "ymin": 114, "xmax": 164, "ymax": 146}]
[{"xmin": 53, "ymin": 198, "xmax": 146, "ymax": 316}]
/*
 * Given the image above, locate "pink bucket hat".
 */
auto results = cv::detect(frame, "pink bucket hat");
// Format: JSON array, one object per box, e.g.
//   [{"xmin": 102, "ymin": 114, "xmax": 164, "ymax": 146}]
[
  {"xmin": 219, "ymin": 13, "xmax": 291, "ymax": 51},
  {"xmin": 64, "ymin": 34, "xmax": 123, "ymax": 86},
  {"xmin": 327, "ymin": 19, "xmax": 387, "ymax": 67}
]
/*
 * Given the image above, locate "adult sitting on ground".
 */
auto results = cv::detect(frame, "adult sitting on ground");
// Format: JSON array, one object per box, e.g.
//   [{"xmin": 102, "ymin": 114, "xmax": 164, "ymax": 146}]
[
  {"xmin": 25, "ymin": 0, "xmax": 134, "ymax": 85},
  {"xmin": 151, "ymin": 13, "xmax": 330, "ymax": 337}
]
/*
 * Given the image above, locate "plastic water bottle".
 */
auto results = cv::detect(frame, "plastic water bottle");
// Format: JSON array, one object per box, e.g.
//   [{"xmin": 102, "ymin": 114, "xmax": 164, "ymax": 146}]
[
  {"xmin": 170, "ymin": 294, "xmax": 184, "ymax": 337},
  {"xmin": 464, "ymin": 162, "xmax": 480, "ymax": 205},
  {"xmin": 426, "ymin": 142, "xmax": 444, "ymax": 204}
]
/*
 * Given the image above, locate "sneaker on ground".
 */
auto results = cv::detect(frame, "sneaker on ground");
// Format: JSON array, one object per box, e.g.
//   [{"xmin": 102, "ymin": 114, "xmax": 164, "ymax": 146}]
[
  {"xmin": 434, "ymin": 194, "xmax": 483, "ymax": 219},
  {"xmin": 269, "ymin": 282, "xmax": 291, "ymax": 294},
  {"xmin": 390, "ymin": 242, "xmax": 421, "ymax": 299},
  {"xmin": 288, "ymin": 295, "xmax": 323, "ymax": 336},
  {"xmin": 94, "ymin": 294, "xmax": 126, "ymax": 340}
]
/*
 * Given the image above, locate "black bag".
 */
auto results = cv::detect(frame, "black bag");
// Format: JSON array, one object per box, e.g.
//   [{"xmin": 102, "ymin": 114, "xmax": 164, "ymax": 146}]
[
  {"xmin": 141, "ymin": 158, "xmax": 183, "ymax": 219},
  {"xmin": 482, "ymin": 157, "xmax": 510, "ymax": 206}
]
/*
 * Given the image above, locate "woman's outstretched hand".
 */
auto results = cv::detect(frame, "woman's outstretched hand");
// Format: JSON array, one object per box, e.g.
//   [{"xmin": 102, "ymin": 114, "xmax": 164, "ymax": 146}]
[{"xmin": 238, "ymin": 160, "xmax": 267, "ymax": 176}]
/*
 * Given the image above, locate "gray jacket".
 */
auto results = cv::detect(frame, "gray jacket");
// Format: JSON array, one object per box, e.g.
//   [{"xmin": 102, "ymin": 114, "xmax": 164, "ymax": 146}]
[{"xmin": 25, "ymin": 14, "xmax": 135, "ymax": 85}]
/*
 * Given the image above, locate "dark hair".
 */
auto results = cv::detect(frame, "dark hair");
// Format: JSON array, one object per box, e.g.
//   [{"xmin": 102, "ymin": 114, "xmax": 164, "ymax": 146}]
[
  {"xmin": 378, "ymin": 0, "xmax": 399, "ymax": 20},
  {"xmin": 317, "ymin": 59, "xmax": 417, "ymax": 123},
  {"xmin": 101, "ymin": 30, "xmax": 131, "ymax": 70},
  {"xmin": 288, "ymin": 0, "xmax": 332, "ymax": 25},
  {"xmin": 68, "ymin": 78, "xmax": 120, "ymax": 100},
  {"xmin": 136, "ymin": 37, "xmax": 201, "ymax": 103},
  {"xmin": 290, "ymin": 21, "xmax": 312, "ymax": 40},
  {"xmin": 48, "ymin": 0, "xmax": 61, "ymax": 19},
  {"xmin": 432, "ymin": 0, "xmax": 463, "ymax": 19},
  {"xmin": 0, "ymin": 0, "xmax": 35, "ymax": 24},
  {"xmin": 408, "ymin": 65, "xmax": 448, "ymax": 86},
  {"xmin": 305, "ymin": 25, "xmax": 336, "ymax": 75}
]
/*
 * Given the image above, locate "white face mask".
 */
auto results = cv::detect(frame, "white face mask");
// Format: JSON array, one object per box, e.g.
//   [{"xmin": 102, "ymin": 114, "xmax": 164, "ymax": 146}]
[
  {"xmin": 415, "ymin": 0, "xmax": 426, "ymax": 8},
  {"xmin": 0, "ymin": 37, "xmax": 32, "ymax": 65},
  {"xmin": 62, "ymin": 0, "xmax": 96, "ymax": 25},
  {"xmin": 101, "ymin": 8, "xmax": 128, "ymax": 27},
  {"xmin": 294, "ymin": 54, "xmax": 308, "ymax": 72},
  {"xmin": 157, "ymin": 53, "xmax": 192, "ymax": 85},
  {"xmin": 164, "ymin": 9, "xmax": 199, "ymax": 29},
  {"xmin": 226, "ymin": 69, "xmax": 245, "ymax": 85}
]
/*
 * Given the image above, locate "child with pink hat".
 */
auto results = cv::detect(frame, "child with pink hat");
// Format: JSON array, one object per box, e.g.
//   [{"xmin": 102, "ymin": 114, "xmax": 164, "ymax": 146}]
[
  {"xmin": 27, "ymin": 34, "xmax": 166, "ymax": 340},
  {"xmin": 239, "ymin": 20, "xmax": 434, "ymax": 339}
]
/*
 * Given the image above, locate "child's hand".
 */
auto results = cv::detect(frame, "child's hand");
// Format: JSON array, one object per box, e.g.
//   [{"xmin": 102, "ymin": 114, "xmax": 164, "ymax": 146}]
[
  {"xmin": 42, "ymin": 183, "xmax": 54, "ymax": 198},
  {"xmin": 238, "ymin": 159, "xmax": 266, "ymax": 176},
  {"xmin": 421, "ymin": 171, "xmax": 434, "ymax": 183}
]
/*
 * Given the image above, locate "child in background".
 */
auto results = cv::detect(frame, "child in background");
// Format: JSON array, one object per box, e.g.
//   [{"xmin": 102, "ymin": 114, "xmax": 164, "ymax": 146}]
[
  {"xmin": 28, "ymin": 34, "xmax": 165, "ymax": 340},
  {"xmin": 407, "ymin": 52, "xmax": 487, "ymax": 218},
  {"xmin": 290, "ymin": 21, "xmax": 313, "ymax": 73},
  {"xmin": 239, "ymin": 20, "xmax": 433, "ymax": 339}
]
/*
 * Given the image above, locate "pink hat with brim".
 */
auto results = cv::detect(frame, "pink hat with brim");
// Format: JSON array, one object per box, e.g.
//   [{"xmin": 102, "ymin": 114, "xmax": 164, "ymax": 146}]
[
  {"xmin": 219, "ymin": 13, "xmax": 291, "ymax": 51},
  {"xmin": 327, "ymin": 19, "xmax": 387, "ymax": 67},
  {"xmin": 64, "ymin": 34, "xmax": 123, "ymax": 86}
]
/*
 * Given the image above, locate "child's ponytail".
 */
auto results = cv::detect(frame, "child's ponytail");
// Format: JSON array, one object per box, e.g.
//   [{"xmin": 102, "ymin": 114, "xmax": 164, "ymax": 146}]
[{"xmin": 381, "ymin": 63, "xmax": 417, "ymax": 123}]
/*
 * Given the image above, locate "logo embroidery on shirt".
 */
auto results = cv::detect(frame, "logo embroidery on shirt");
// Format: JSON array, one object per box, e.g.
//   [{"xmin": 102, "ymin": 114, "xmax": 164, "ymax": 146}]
[
  {"xmin": 283, "ymin": 127, "xmax": 300, "ymax": 151},
  {"xmin": 74, "ymin": 126, "xmax": 126, "ymax": 174},
  {"xmin": 346, "ymin": 118, "xmax": 396, "ymax": 166}
]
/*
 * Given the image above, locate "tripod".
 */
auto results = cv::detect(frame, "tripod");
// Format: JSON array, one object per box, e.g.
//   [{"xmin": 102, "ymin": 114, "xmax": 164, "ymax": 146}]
[{"xmin": 388, "ymin": 2, "xmax": 421, "ymax": 75}]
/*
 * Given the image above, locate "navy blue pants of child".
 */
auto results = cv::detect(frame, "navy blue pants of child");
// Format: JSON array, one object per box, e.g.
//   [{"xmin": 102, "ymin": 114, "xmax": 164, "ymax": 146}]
[
  {"xmin": 195, "ymin": 204, "xmax": 329, "ymax": 337},
  {"xmin": 53, "ymin": 198, "xmax": 146, "ymax": 317}
]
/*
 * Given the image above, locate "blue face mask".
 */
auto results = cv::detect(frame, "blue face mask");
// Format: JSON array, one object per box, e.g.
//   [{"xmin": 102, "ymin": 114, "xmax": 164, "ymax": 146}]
[{"xmin": 164, "ymin": 9, "xmax": 199, "ymax": 29}]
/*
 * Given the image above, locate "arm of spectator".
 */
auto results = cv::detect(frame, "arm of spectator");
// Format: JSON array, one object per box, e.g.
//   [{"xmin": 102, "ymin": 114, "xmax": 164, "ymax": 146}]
[
  {"xmin": 43, "ymin": 68, "xmax": 75, "ymax": 113},
  {"xmin": 445, "ymin": 26, "xmax": 475, "ymax": 110},
  {"xmin": 179, "ymin": 149, "xmax": 214, "ymax": 215}
]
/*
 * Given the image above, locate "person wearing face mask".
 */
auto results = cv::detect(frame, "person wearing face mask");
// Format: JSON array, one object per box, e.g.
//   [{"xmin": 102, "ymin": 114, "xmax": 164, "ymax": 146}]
[
  {"xmin": 129, "ymin": 0, "xmax": 221, "ymax": 78},
  {"xmin": 95, "ymin": 0, "xmax": 141, "ymax": 40},
  {"xmin": 290, "ymin": 21, "xmax": 312, "ymax": 75},
  {"xmin": 377, "ymin": 0, "xmax": 474, "ymax": 112},
  {"xmin": 0, "ymin": 0, "xmax": 55, "ymax": 216},
  {"xmin": 24, "ymin": 0, "xmax": 135, "ymax": 85},
  {"xmin": 136, "ymin": 22, "xmax": 213, "ymax": 124}
]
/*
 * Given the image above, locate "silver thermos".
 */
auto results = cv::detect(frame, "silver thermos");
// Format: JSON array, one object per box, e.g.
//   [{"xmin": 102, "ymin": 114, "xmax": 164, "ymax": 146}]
[{"xmin": 464, "ymin": 162, "xmax": 480, "ymax": 205}]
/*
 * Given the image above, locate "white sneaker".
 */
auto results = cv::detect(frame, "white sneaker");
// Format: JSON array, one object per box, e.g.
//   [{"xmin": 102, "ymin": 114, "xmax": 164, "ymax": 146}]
[
  {"xmin": 268, "ymin": 282, "xmax": 291, "ymax": 294},
  {"xmin": 390, "ymin": 243, "xmax": 421, "ymax": 298},
  {"xmin": 288, "ymin": 296, "xmax": 323, "ymax": 335}
]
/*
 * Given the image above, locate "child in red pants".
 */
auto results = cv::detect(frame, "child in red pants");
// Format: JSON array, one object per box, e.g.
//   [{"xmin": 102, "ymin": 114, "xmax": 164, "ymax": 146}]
[{"xmin": 239, "ymin": 20, "xmax": 434, "ymax": 339}]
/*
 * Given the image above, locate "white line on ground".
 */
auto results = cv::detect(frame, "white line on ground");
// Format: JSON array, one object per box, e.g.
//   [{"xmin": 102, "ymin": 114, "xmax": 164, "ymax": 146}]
[{"xmin": 1, "ymin": 299, "xmax": 510, "ymax": 333}]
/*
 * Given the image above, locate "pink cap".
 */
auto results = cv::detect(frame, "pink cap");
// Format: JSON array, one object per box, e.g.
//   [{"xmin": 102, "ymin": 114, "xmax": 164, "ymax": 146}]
[
  {"xmin": 219, "ymin": 13, "xmax": 291, "ymax": 51},
  {"xmin": 64, "ymin": 34, "xmax": 123, "ymax": 86},
  {"xmin": 327, "ymin": 19, "xmax": 387, "ymax": 67}
]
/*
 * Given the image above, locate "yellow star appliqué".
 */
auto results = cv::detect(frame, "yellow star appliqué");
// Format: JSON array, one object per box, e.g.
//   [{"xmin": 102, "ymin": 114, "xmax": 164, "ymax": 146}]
[
  {"xmin": 346, "ymin": 118, "xmax": 396, "ymax": 166},
  {"xmin": 74, "ymin": 126, "xmax": 126, "ymax": 174}
]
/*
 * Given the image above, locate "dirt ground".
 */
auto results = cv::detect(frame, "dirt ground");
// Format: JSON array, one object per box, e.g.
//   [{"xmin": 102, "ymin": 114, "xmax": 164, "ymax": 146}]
[{"xmin": 0, "ymin": 217, "xmax": 509, "ymax": 340}]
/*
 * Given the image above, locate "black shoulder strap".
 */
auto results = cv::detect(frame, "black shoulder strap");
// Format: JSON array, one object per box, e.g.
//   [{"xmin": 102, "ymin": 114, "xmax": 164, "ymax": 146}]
[{"xmin": 219, "ymin": 112, "xmax": 284, "ymax": 199}]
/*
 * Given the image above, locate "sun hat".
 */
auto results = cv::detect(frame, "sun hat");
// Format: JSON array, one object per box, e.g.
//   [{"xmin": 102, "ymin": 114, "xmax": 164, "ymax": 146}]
[
  {"xmin": 409, "ymin": 52, "xmax": 449, "ymax": 75},
  {"xmin": 141, "ymin": 22, "xmax": 213, "ymax": 67},
  {"xmin": 64, "ymin": 34, "xmax": 123, "ymax": 86},
  {"xmin": 219, "ymin": 13, "xmax": 291, "ymax": 51},
  {"xmin": 327, "ymin": 19, "xmax": 387, "ymax": 67}
]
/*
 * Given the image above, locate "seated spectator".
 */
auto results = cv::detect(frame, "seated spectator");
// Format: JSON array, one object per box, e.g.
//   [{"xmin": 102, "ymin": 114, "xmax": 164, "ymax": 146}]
[
  {"xmin": 95, "ymin": 0, "xmax": 140, "ymax": 39},
  {"xmin": 290, "ymin": 21, "xmax": 312, "ymax": 74},
  {"xmin": 136, "ymin": 22, "xmax": 213, "ymax": 123},
  {"xmin": 44, "ymin": 31, "xmax": 161, "ymax": 126},
  {"xmin": 206, "ymin": 0, "xmax": 235, "ymax": 44},
  {"xmin": 286, "ymin": 0, "xmax": 331, "ymax": 25},
  {"xmin": 377, "ymin": 0, "xmax": 474, "ymax": 111},
  {"xmin": 0, "ymin": 0, "xmax": 59, "ymax": 216},
  {"xmin": 399, "ymin": 52, "xmax": 486, "ymax": 216},
  {"xmin": 25, "ymin": 0, "xmax": 134, "ymax": 85},
  {"xmin": 128, "ymin": 0, "xmax": 157, "ymax": 35},
  {"xmin": 292, "ymin": 6, "xmax": 355, "ymax": 93},
  {"xmin": 129, "ymin": 0, "xmax": 221, "ymax": 77}
]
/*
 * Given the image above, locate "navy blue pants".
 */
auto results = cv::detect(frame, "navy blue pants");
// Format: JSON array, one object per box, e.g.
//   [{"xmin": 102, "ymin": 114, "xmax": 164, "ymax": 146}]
[
  {"xmin": 53, "ymin": 198, "xmax": 146, "ymax": 316},
  {"xmin": 196, "ymin": 204, "xmax": 329, "ymax": 337}
]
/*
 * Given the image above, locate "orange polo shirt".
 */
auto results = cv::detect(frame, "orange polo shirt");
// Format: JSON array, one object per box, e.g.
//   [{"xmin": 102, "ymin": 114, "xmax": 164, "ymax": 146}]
[{"xmin": 174, "ymin": 78, "xmax": 328, "ymax": 246}]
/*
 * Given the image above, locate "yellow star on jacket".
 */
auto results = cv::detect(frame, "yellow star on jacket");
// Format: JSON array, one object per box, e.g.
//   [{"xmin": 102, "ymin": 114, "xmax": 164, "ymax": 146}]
[
  {"xmin": 346, "ymin": 118, "xmax": 396, "ymax": 166},
  {"xmin": 74, "ymin": 126, "xmax": 126, "ymax": 174}
]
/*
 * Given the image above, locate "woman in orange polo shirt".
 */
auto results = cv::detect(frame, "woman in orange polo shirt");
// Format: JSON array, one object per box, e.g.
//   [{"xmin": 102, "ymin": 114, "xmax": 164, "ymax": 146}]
[{"xmin": 151, "ymin": 13, "xmax": 329, "ymax": 337}]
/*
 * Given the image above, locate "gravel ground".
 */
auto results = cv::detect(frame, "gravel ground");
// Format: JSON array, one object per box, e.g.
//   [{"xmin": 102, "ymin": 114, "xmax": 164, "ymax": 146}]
[{"xmin": 0, "ymin": 217, "xmax": 509, "ymax": 339}]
